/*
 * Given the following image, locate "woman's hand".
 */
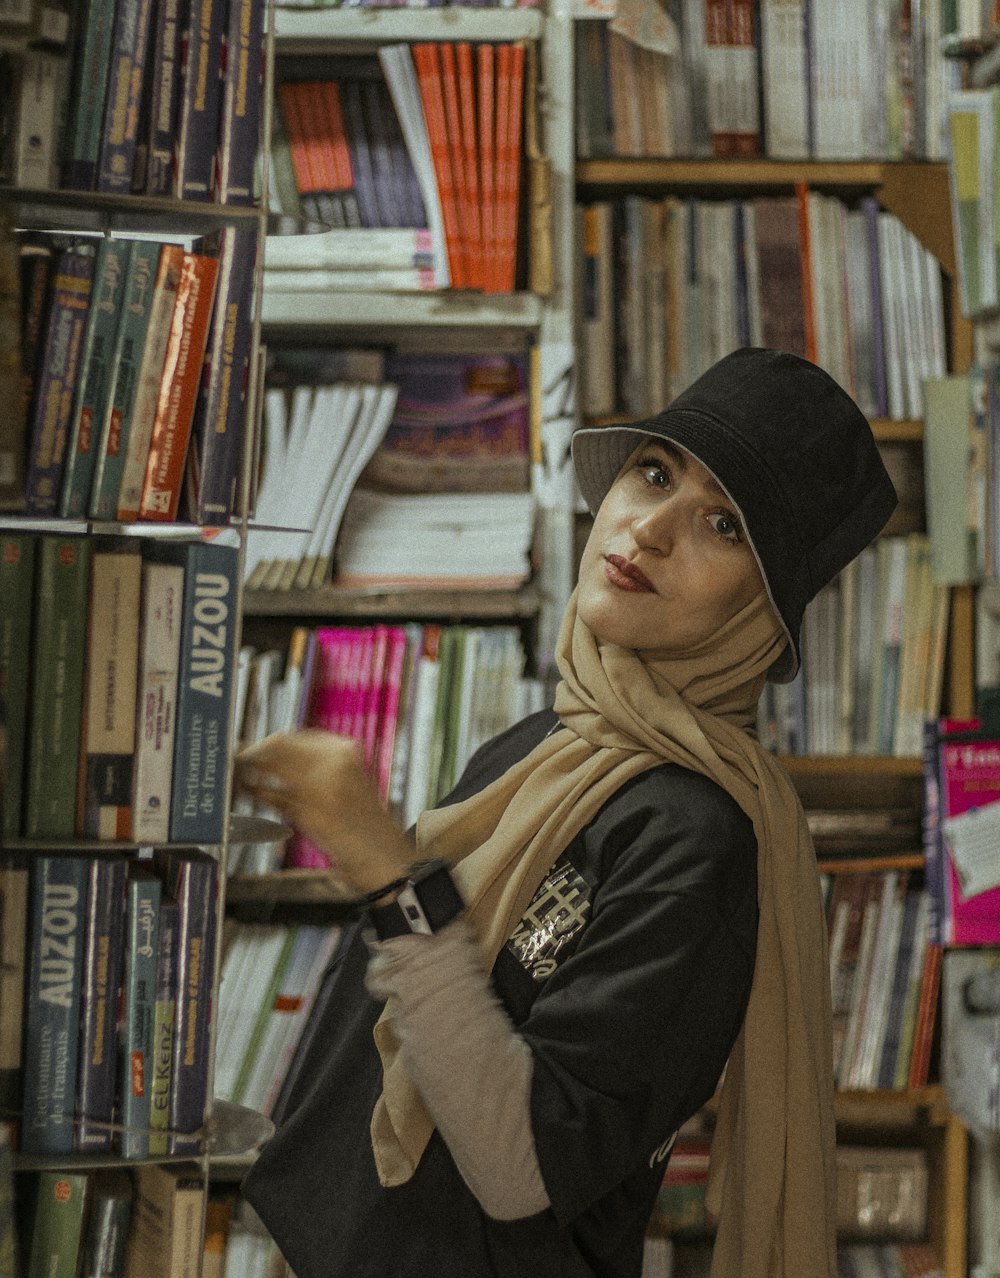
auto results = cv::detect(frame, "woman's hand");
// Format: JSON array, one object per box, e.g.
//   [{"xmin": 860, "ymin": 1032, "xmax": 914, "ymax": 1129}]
[{"xmin": 234, "ymin": 730, "xmax": 415, "ymax": 897}]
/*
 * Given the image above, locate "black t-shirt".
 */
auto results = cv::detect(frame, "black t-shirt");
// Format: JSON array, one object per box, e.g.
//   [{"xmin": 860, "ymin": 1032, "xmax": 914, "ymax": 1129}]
[{"xmin": 242, "ymin": 709, "xmax": 758, "ymax": 1278}]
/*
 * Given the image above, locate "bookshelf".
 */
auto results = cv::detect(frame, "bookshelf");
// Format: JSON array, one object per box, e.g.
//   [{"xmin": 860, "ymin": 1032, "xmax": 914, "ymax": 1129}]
[{"xmin": 0, "ymin": 0, "xmax": 279, "ymax": 1273}]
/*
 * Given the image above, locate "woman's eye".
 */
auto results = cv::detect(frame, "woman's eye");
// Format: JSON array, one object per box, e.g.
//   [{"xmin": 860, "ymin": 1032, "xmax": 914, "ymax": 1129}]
[
  {"xmin": 708, "ymin": 511, "xmax": 743, "ymax": 542},
  {"xmin": 637, "ymin": 458, "xmax": 669, "ymax": 487}
]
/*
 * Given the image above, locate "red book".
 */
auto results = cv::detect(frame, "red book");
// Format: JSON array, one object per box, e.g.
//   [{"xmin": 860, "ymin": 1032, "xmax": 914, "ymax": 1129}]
[
  {"xmin": 491, "ymin": 44, "xmax": 513, "ymax": 293},
  {"xmin": 413, "ymin": 42, "xmax": 467, "ymax": 288},
  {"xmin": 374, "ymin": 626, "xmax": 409, "ymax": 803},
  {"xmin": 794, "ymin": 182, "xmax": 818, "ymax": 364},
  {"xmin": 278, "ymin": 81, "xmax": 327, "ymax": 198},
  {"xmin": 138, "ymin": 252, "xmax": 219, "ymax": 521},
  {"xmin": 456, "ymin": 43, "xmax": 483, "ymax": 289},
  {"xmin": 907, "ymin": 942, "xmax": 943, "ymax": 1089},
  {"xmin": 477, "ymin": 43, "xmax": 497, "ymax": 294},
  {"xmin": 360, "ymin": 624, "xmax": 391, "ymax": 771},
  {"xmin": 497, "ymin": 41, "xmax": 525, "ymax": 293},
  {"xmin": 317, "ymin": 80, "xmax": 355, "ymax": 196},
  {"xmin": 438, "ymin": 42, "xmax": 476, "ymax": 290}
]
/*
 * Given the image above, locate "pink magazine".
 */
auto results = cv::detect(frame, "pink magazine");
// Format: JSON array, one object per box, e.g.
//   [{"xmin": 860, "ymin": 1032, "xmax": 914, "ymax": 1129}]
[{"xmin": 937, "ymin": 720, "xmax": 1000, "ymax": 943}]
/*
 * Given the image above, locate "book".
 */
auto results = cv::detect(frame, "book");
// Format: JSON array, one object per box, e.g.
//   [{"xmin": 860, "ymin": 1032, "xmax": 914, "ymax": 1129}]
[
  {"xmin": 58, "ymin": 238, "xmax": 139, "ymax": 519},
  {"xmin": 74, "ymin": 856, "xmax": 128, "ymax": 1153},
  {"xmin": 20, "ymin": 854, "xmax": 90, "ymax": 1155},
  {"xmin": 175, "ymin": 0, "xmax": 227, "ymax": 200},
  {"xmin": 132, "ymin": 551, "xmax": 185, "ymax": 844},
  {"xmin": 17, "ymin": 241, "xmax": 55, "ymax": 433},
  {"xmin": 87, "ymin": 239, "xmax": 164, "ymax": 521},
  {"xmin": 137, "ymin": 251, "xmax": 220, "ymax": 521},
  {"xmin": 142, "ymin": 0, "xmax": 183, "ymax": 197},
  {"xmin": 23, "ymin": 247, "xmax": 96, "ymax": 516},
  {"xmin": 0, "ymin": 209, "xmax": 26, "ymax": 512},
  {"xmin": 119, "ymin": 863, "xmax": 161, "ymax": 1159},
  {"xmin": 79, "ymin": 541, "xmax": 143, "ymax": 839},
  {"xmin": 168, "ymin": 539, "xmax": 239, "ymax": 844},
  {"xmin": 202, "ymin": 1190, "xmax": 234, "ymax": 1278},
  {"xmin": 113, "ymin": 242, "xmax": 185, "ymax": 524},
  {"xmin": 123, "ymin": 1163, "xmax": 205, "ymax": 1278},
  {"xmin": 148, "ymin": 896, "xmax": 179, "ymax": 1158},
  {"xmin": 0, "ymin": 855, "xmax": 28, "ymax": 1139},
  {"xmin": 59, "ymin": 0, "xmax": 117, "ymax": 189},
  {"xmin": 0, "ymin": 1127, "xmax": 16, "ymax": 1276},
  {"xmin": 154, "ymin": 848, "xmax": 218, "ymax": 1155},
  {"xmin": 24, "ymin": 536, "xmax": 92, "ymax": 840},
  {"xmin": 185, "ymin": 225, "xmax": 259, "ymax": 524},
  {"xmin": 216, "ymin": 0, "xmax": 265, "ymax": 205},
  {"xmin": 95, "ymin": 0, "xmax": 156, "ymax": 193},
  {"xmin": 4, "ymin": 50, "xmax": 68, "ymax": 190},
  {"xmin": 25, "ymin": 1171, "xmax": 89, "ymax": 1278},
  {"xmin": 0, "ymin": 534, "xmax": 35, "ymax": 840},
  {"xmin": 80, "ymin": 1169, "xmax": 133, "ymax": 1278}
]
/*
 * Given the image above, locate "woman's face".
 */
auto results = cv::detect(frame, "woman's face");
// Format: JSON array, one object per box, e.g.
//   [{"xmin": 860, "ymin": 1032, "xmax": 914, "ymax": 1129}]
[{"xmin": 577, "ymin": 439, "xmax": 766, "ymax": 651}]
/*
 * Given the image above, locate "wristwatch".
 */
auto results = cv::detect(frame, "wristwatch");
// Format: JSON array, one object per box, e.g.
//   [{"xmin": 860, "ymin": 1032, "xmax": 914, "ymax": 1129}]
[{"xmin": 368, "ymin": 859, "xmax": 465, "ymax": 939}]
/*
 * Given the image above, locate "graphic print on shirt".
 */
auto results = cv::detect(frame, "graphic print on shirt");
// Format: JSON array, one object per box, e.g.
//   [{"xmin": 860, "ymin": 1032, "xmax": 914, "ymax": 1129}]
[{"xmin": 505, "ymin": 860, "xmax": 592, "ymax": 981}]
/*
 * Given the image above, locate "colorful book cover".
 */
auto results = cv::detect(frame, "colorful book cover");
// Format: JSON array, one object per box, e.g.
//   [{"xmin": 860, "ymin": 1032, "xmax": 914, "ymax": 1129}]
[
  {"xmin": 114, "ymin": 242, "xmax": 184, "ymax": 523},
  {"xmin": 75, "ymin": 856, "xmax": 128, "ymax": 1152},
  {"xmin": 138, "ymin": 251, "xmax": 219, "ymax": 521},
  {"xmin": 20, "ymin": 855, "xmax": 90, "ymax": 1155},
  {"xmin": 24, "ymin": 537, "xmax": 92, "ymax": 840},
  {"xmin": 119, "ymin": 863, "xmax": 161, "ymax": 1159},
  {"xmin": 215, "ymin": 0, "xmax": 265, "ymax": 204},
  {"xmin": 88, "ymin": 239, "xmax": 163, "ymax": 520},
  {"xmin": 374, "ymin": 626, "xmax": 409, "ymax": 804},
  {"xmin": 412, "ymin": 42, "xmax": 466, "ymax": 288},
  {"xmin": 25, "ymin": 1171, "xmax": 89, "ymax": 1278},
  {"xmin": 132, "ymin": 552, "xmax": 185, "ymax": 844},
  {"xmin": 23, "ymin": 248, "xmax": 95, "ymax": 515},
  {"xmin": 0, "ymin": 855, "xmax": 28, "ymax": 1138},
  {"xmin": 175, "ymin": 0, "xmax": 227, "ymax": 200},
  {"xmin": 95, "ymin": 0, "xmax": 156, "ymax": 193},
  {"xmin": 154, "ymin": 847, "xmax": 218, "ymax": 1155},
  {"xmin": 185, "ymin": 225, "xmax": 258, "ymax": 524},
  {"xmin": 58, "ymin": 238, "xmax": 138, "ymax": 518},
  {"xmin": 0, "ymin": 534, "xmax": 35, "ymax": 840},
  {"xmin": 935, "ymin": 721, "xmax": 1000, "ymax": 943},
  {"xmin": 79, "ymin": 542, "xmax": 143, "ymax": 839},
  {"xmin": 168, "ymin": 539, "xmax": 238, "ymax": 843},
  {"xmin": 148, "ymin": 896, "xmax": 179, "ymax": 1157}
]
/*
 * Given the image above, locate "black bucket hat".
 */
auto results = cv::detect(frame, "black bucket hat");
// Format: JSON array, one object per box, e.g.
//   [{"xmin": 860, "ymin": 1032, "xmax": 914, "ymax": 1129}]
[{"xmin": 571, "ymin": 347, "xmax": 898, "ymax": 683}]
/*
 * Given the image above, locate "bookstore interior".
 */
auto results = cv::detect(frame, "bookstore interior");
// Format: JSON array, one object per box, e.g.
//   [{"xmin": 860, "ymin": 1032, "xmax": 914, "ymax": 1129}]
[{"xmin": 7, "ymin": 0, "xmax": 1000, "ymax": 1274}]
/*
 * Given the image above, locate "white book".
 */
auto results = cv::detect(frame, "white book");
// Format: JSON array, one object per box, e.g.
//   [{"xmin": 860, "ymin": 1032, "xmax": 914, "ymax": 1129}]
[
  {"xmin": 876, "ymin": 212, "xmax": 905, "ymax": 421},
  {"xmin": 850, "ymin": 871, "xmax": 905, "ymax": 1090},
  {"xmin": 235, "ymin": 923, "xmax": 312, "ymax": 1110},
  {"xmin": 741, "ymin": 202, "xmax": 764, "ymax": 348},
  {"xmin": 263, "ymin": 266, "xmax": 437, "ymax": 293},
  {"xmin": 759, "ymin": 0, "xmax": 809, "ymax": 158},
  {"xmin": 132, "ymin": 558, "xmax": 185, "ymax": 844},
  {"xmin": 843, "ymin": 210, "xmax": 878, "ymax": 418},
  {"xmin": 403, "ymin": 637, "xmax": 442, "ymax": 828},
  {"xmin": 214, "ymin": 925, "xmax": 290, "ymax": 1104},
  {"xmin": 264, "ymin": 226, "xmax": 435, "ymax": 272}
]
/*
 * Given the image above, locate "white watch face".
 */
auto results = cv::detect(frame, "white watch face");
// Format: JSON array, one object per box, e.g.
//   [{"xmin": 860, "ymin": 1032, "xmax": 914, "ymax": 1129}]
[{"xmin": 396, "ymin": 883, "xmax": 433, "ymax": 935}]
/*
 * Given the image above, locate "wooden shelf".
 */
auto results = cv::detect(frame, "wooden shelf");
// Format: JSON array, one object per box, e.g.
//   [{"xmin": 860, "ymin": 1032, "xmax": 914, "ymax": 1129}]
[
  {"xmin": 226, "ymin": 868, "xmax": 351, "ymax": 907},
  {"xmin": 817, "ymin": 853, "xmax": 925, "ymax": 875},
  {"xmin": 778, "ymin": 755, "xmax": 923, "ymax": 778},
  {"xmin": 242, "ymin": 581, "xmax": 541, "ymax": 620},
  {"xmin": 1, "ymin": 185, "xmax": 262, "ymax": 235},
  {"xmin": 260, "ymin": 287, "xmax": 543, "ymax": 332}
]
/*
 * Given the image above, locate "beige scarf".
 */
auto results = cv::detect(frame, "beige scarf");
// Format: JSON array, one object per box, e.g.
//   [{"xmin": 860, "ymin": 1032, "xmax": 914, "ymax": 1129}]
[{"xmin": 371, "ymin": 589, "xmax": 837, "ymax": 1278}]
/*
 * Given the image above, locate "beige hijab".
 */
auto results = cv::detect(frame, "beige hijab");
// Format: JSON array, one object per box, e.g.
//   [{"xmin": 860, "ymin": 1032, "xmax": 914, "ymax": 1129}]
[{"xmin": 371, "ymin": 588, "xmax": 837, "ymax": 1278}]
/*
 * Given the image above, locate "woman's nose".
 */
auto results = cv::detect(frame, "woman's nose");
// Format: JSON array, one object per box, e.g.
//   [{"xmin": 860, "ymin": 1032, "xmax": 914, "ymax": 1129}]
[{"xmin": 630, "ymin": 500, "xmax": 676, "ymax": 553}]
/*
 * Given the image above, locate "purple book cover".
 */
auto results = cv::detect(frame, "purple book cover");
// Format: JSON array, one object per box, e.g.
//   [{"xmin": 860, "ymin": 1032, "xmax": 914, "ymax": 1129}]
[
  {"xmin": 175, "ymin": 0, "xmax": 227, "ymax": 199},
  {"xmin": 379, "ymin": 82, "xmax": 427, "ymax": 229},
  {"xmin": 362, "ymin": 79, "xmax": 404, "ymax": 228},
  {"xmin": 862, "ymin": 196, "xmax": 889, "ymax": 419},
  {"xmin": 216, "ymin": 0, "xmax": 265, "ymax": 204},
  {"xmin": 96, "ymin": 0, "xmax": 156, "ymax": 193},
  {"xmin": 340, "ymin": 77, "xmax": 382, "ymax": 229}
]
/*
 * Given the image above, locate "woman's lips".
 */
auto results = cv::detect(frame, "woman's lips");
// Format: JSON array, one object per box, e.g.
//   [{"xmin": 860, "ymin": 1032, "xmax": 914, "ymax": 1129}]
[{"xmin": 604, "ymin": 554, "xmax": 655, "ymax": 593}]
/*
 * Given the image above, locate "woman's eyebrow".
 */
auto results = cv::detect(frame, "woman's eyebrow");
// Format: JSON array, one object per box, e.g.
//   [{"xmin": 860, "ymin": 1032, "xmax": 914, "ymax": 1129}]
[{"xmin": 655, "ymin": 441, "xmax": 729, "ymax": 499}]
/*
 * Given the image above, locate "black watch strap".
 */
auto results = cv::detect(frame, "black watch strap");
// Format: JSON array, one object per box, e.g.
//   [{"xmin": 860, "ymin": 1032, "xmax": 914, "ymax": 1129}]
[{"xmin": 368, "ymin": 859, "xmax": 464, "ymax": 939}]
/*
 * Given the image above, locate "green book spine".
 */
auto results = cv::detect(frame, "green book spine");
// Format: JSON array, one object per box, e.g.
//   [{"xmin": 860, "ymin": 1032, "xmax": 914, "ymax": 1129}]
[
  {"xmin": 24, "ymin": 537, "xmax": 91, "ymax": 839},
  {"xmin": 0, "ymin": 534, "xmax": 36, "ymax": 840},
  {"xmin": 88, "ymin": 240, "xmax": 161, "ymax": 520},
  {"xmin": 231, "ymin": 927, "xmax": 297, "ymax": 1106},
  {"xmin": 26, "ymin": 1171, "xmax": 89, "ymax": 1278}
]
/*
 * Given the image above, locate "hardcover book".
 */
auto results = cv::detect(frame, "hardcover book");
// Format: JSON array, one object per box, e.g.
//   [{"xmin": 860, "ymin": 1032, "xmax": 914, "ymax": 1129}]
[
  {"xmin": 119, "ymin": 863, "xmax": 161, "ymax": 1159},
  {"xmin": 148, "ymin": 896, "xmax": 179, "ymax": 1157},
  {"xmin": 143, "ymin": 0, "xmax": 183, "ymax": 195},
  {"xmin": 60, "ymin": 0, "xmax": 117, "ymax": 189},
  {"xmin": 24, "ymin": 1170, "xmax": 89, "ymax": 1278},
  {"xmin": 174, "ymin": 0, "xmax": 227, "ymax": 200},
  {"xmin": 0, "ymin": 855, "xmax": 28, "ymax": 1138},
  {"xmin": 20, "ymin": 855, "xmax": 90, "ymax": 1155},
  {"xmin": 95, "ymin": 0, "xmax": 156, "ymax": 193},
  {"xmin": 216, "ymin": 0, "xmax": 265, "ymax": 204},
  {"xmin": 0, "ymin": 534, "xmax": 35, "ymax": 840}
]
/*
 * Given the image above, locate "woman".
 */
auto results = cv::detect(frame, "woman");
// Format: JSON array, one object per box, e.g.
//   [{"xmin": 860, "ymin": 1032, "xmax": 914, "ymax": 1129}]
[{"xmin": 235, "ymin": 347, "xmax": 897, "ymax": 1278}]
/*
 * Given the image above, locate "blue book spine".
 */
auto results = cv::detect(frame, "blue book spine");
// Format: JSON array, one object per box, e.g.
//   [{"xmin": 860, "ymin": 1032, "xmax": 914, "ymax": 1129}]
[
  {"xmin": 61, "ymin": 0, "xmax": 117, "ymax": 190},
  {"xmin": 188, "ymin": 226, "xmax": 258, "ymax": 523},
  {"xmin": 20, "ymin": 855, "xmax": 90, "ymax": 1155},
  {"xmin": 175, "ymin": 0, "xmax": 228, "ymax": 200},
  {"xmin": 145, "ymin": 0, "xmax": 184, "ymax": 195},
  {"xmin": 156, "ymin": 849, "xmax": 218, "ymax": 1154},
  {"xmin": 168, "ymin": 540, "xmax": 238, "ymax": 843},
  {"xmin": 216, "ymin": 0, "xmax": 265, "ymax": 204},
  {"xmin": 24, "ymin": 250, "xmax": 96, "ymax": 516},
  {"xmin": 148, "ymin": 897, "xmax": 180, "ymax": 1157},
  {"xmin": 96, "ymin": 0, "xmax": 157, "ymax": 193},
  {"xmin": 119, "ymin": 865, "xmax": 161, "ymax": 1159},
  {"xmin": 75, "ymin": 856, "xmax": 128, "ymax": 1152}
]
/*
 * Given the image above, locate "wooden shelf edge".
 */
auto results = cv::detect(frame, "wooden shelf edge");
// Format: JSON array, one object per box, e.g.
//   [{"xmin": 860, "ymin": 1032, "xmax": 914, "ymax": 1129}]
[
  {"xmin": 778, "ymin": 755, "xmax": 923, "ymax": 778},
  {"xmin": 242, "ymin": 581, "xmax": 542, "ymax": 619},
  {"xmin": 575, "ymin": 158, "xmax": 945, "ymax": 191}
]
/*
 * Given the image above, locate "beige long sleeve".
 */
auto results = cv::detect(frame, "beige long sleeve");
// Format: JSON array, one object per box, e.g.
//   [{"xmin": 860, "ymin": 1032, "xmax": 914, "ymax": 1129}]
[{"xmin": 365, "ymin": 921, "xmax": 551, "ymax": 1221}]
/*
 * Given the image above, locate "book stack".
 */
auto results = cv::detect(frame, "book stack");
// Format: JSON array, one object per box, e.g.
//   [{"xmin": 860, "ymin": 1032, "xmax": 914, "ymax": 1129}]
[
  {"xmin": 576, "ymin": 192, "xmax": 947, "ymax": 421},
  {"xmin": 0, "ymin": 0, "xmax": 265, "ymax": 204},
  {"xmin": 265, "ymin": 41, "xmax": 527, "ymax": 293},
  {"xmin": 0, "ymin": 532, "xmax": 239, "ymax": 848},
  {"xmin": 758, "ymin": 535, "xmax": 951, "ymax": 759},
  {"xmin": 8, "ymin": 226, "xmax": 258, "ymax": 524},
  {"xmin": 5, "ymin": 848, "xmax": 218, "ymax": 1160},
  {"xmin": 825, "ymin": 872, "xmax": 938, "ymax": 1092},
  {"xmin": 213, "ymin": 922, "xmax": 343, "ymax": 1115},
  {"xmin": 575, "ymin": 1, "xmax": 957, "ymax": 162},
  {"xmin": 231, "ymin": 622, "xmax": 541, "ymax": 873}
]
